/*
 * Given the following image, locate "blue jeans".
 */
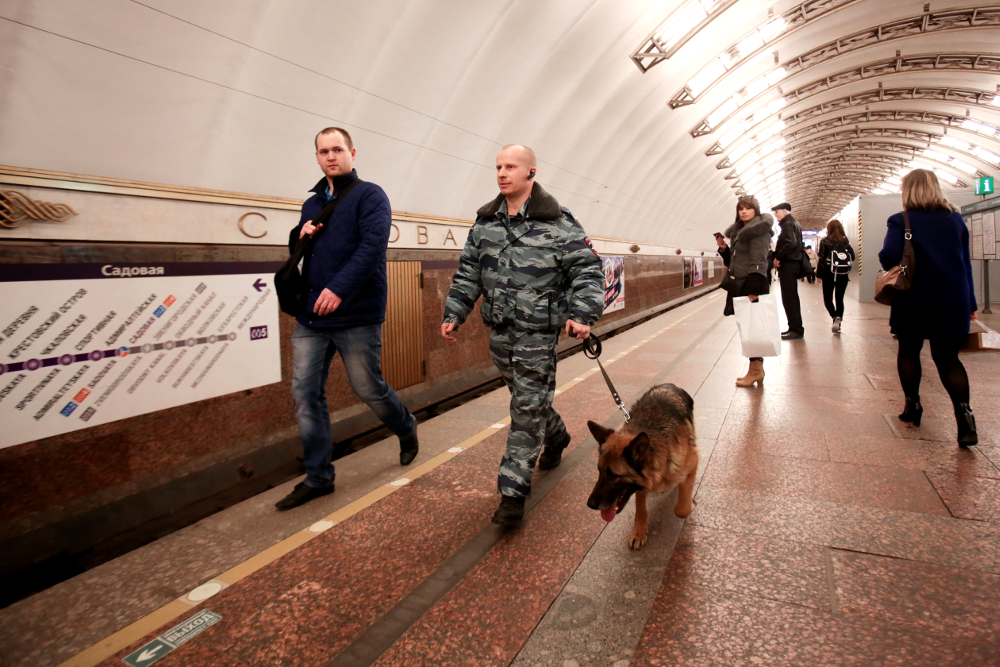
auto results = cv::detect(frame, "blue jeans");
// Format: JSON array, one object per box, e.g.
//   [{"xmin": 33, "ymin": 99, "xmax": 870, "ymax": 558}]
[{"xmin": 291, "ymin": 322, "xmax": 415, "ymax": 488}]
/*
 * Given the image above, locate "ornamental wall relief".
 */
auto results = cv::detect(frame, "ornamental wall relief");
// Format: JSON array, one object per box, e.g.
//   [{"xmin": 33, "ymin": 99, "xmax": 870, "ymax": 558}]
[{"xmin": 0, "ymin": 190, "xmax": 78, "ymax": 228}]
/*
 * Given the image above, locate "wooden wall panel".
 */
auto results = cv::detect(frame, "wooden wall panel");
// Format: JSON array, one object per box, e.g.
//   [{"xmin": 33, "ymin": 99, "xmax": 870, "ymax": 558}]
[{"xmin": 381, "ymin": 261, "xmax": 424, "ymax": 389}]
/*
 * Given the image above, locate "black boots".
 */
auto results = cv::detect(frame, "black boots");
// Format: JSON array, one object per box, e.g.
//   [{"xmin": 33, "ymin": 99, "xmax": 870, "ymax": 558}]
[
  {"xmin": 491, "ymin": 495, "xmax": 526, "ymax": 527},
  {"xmin": 898, "ymin": 396, "xmax": 923, "ymax": 427},
  {"xmin": 955, "ymin": 403, "xmax": 978, "ymax": 447},
  {"xmin": 900, "ymin": 398, "xmax": 977, "ymax": 447},
  {"xmin": 400, "ymin": 433, "xmax": 419, "ymax": 465},
  {"xmin": 538, "ymin": 430, "xmax": 572, "ymax": 470}
]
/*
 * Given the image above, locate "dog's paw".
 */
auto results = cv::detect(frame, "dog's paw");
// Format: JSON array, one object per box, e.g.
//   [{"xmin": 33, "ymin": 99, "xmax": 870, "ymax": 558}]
[
  {"xmin": 627, "ymin": 530, "xmax": 647, "ymax": 549},
  {"xmin": 674, "ymin": 502, "xmax": 693, "ymax": 518}
]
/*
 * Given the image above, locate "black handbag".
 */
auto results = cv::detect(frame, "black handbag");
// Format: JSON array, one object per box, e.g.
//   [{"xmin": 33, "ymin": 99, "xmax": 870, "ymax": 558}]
[{"xmin": 275, "ymin": 178, "xmax": 362, "ymax": 316}]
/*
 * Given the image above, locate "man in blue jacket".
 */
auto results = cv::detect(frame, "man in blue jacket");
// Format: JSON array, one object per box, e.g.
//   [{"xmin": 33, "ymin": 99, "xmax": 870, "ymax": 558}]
[{"xmin": 275, "ymin": 127, "xmax": 418, "ymax": 511}]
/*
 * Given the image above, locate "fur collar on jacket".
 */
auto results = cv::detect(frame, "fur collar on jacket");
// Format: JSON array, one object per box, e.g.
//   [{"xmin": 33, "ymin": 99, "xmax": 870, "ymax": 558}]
[
  {"xmin": 725, "ymin": 212, "xmax": 774, "ymax": 243},
  {"xmin": 477, "ymin": 183, "xmax": 562, "ymax": 221}
]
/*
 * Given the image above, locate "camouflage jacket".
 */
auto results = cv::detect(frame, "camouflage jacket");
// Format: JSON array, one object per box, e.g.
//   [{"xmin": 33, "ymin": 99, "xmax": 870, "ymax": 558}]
[{"xmin": 443, "ymin": 183, "xmax": 605, "ymax": 331}]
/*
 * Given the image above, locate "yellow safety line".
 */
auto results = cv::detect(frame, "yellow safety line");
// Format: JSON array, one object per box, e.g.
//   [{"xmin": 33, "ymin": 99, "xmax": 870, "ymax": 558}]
[{"xmin": 58, "ymin": 294, "xmax": 721, "ymax": 667}]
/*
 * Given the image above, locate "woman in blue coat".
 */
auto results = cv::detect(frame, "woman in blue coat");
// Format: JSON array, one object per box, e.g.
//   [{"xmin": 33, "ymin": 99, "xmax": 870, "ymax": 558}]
[{"xmin": 878, "ymin": 169, "xmax": 978, "ymax": 446}]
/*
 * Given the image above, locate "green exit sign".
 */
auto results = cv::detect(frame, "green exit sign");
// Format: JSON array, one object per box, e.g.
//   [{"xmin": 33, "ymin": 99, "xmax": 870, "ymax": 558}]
[{"xmin": 976, "ymin": 177, "xmax": 995, "ymax": 195}]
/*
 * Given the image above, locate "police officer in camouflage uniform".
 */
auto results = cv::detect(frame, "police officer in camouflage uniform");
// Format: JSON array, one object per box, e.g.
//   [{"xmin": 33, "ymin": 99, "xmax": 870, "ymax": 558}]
[{"xmin": 441, "ymin": 144, "xmax": 605, "ymax": 526}]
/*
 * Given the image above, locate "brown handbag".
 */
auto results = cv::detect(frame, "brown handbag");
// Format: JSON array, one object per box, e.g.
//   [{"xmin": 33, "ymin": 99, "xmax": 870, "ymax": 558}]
[{"xmin": 874, "ymin": 210, "xmax": 915, "ymax": 306}]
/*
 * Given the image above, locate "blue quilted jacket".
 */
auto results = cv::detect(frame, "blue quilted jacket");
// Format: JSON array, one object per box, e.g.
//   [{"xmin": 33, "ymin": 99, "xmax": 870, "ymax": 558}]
[{"xmin": 288, "ymin": 170, "xmax": 391, "ymax": 329}]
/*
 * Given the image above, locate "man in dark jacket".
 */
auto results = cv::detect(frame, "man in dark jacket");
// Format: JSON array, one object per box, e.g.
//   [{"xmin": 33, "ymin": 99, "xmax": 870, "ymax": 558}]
[
  {"xmin": 275, "ymin": 127, "xmax": 417, "ymax": 511},
  {"xmin": 441, "ymin": 144, "xmax": 605, "ymax": 526},
  {"xmin": 772, "ymin": 203, "xmax": 805, "ymax": 339}
]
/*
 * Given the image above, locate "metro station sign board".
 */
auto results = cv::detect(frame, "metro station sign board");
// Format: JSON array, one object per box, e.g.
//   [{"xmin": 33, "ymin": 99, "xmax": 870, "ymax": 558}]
[{"xmin": 976, "ymin": 176, "xmax": 995, "ymax": 196}]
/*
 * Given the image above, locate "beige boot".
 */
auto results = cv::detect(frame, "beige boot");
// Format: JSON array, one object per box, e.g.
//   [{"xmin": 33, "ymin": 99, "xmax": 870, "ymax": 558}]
[{"xmin": 736, "ymin": 359, "xmax": 764, "ymax": 387}]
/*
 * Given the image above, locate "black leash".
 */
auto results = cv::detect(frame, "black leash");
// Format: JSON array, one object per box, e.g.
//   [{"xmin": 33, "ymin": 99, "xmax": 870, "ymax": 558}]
[{"xmin": 582, "ymin": 334, "xmax": 630, "ymax": 423}]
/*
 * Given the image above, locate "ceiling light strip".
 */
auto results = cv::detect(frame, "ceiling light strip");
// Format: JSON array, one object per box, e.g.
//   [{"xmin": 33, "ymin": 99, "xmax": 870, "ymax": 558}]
[
  {"xmin": 630, "ymin": 0, "xmax": 740, "ymax": 72},
  {"xmin": 681, "ymin": 5, "xmax": 1000, "ymax": 125},
  {"xmin": 668, "ymin": 0, "xmax": 862, "ymax": 106}
]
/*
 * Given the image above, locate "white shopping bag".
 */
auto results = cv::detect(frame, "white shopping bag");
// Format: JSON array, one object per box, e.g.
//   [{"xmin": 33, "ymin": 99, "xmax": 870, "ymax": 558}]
[{"xmin": 733, "ymin": 294, "xmax": 781, "ymax": 358}]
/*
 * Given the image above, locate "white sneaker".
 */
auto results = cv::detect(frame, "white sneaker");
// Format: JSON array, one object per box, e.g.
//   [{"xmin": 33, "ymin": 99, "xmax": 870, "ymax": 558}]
[{"xmin": 832, "ymin": 317, "xmax": 842, "ymax": 333}]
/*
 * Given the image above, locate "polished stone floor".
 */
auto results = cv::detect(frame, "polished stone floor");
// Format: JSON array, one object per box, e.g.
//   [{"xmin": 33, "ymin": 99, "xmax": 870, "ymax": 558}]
[{"xmin": 2, "ymin": 283, "xmax": 998, "ymax": 667}]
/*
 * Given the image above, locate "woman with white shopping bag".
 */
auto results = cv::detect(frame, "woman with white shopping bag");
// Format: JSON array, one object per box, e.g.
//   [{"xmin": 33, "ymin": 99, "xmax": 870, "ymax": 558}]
[{"xmin": 716, "ymin": 195, "xmax": 778, "ymax": 386}]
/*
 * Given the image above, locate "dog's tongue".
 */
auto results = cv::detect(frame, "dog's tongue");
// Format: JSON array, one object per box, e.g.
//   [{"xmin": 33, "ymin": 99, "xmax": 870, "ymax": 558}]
[{"xmin": 600, "ymin": 507, "xmax": 617, "ymax": 522}]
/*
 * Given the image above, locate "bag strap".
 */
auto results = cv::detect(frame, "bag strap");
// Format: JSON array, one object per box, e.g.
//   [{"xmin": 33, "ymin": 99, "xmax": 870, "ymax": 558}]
[
  {"xmin": 902, "ymin": 210, "xmax": 912, "ymax": 239},
  {"xmin": 288, "ymin": 178, "xmax": 364, "ymax": 264}
]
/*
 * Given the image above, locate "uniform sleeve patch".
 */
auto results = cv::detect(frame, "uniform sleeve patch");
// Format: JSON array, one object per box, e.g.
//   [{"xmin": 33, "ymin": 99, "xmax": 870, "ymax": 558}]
[{"xmin": 584, "ymin": 237, "xmax": 600, "ymax": 258}]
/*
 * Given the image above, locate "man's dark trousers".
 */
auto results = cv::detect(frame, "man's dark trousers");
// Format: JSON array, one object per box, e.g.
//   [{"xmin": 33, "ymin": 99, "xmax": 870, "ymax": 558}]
[{"xmin": 779, "ymin": 263, "xmax": 804, "ymax": 334}]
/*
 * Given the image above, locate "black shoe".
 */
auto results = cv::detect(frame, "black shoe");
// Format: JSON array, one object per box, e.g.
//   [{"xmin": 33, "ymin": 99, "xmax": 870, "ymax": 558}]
[
  {"xmin": 781, "ymin": 331, "xmax": 804, "ymax": 340},
  {"xmin": 491, "ymin": 495, "xmax": 526, "ymax": 527},
  {"xmin": 898, "ymin": 396, "xmax": 923, "ymax": 427},
  {"xmin": 400, "ymin": 433, "xmax": 419, "ymax": 466},
  {"xmin": 538, "ymin": 431, "xmax": 572, "ymax": 470},
  {"xmin": 956, "ymin": 403, "xmax": 978, "ymax": 447},
  {"xmin": 275, "ymin": 482, "xmax": 334, "ymax": 511}
]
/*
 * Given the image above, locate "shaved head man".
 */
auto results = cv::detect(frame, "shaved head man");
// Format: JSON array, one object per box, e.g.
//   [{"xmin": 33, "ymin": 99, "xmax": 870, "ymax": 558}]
[
  {"xmin": 440, "ymin": 145, "xmax": 606, "ymax": 526},
  {"xmin": 495, "ymin": 144, "xmax": 538, "ymax": 215}
]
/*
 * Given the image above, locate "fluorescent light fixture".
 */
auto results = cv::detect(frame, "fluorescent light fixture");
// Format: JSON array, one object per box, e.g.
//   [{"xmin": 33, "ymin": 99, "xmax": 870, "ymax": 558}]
[
  {"xmin": 760, "ymin": 18, "xmax": 787, "ymax": 40},
  {"xmin": 730, "ymin": 142, "xmax": 752, "ymax": 161},
  {"xmin": 961, "ymin": 119, "xmax": 998, "ymax": 136},
  {"xmin": 972, "ymin": 147, "xmax": 1000, "ymax": 166},
  {"xmin": 921, "ymin": 149, "xmax": 950, "ymax": 162},
  {"xmin": 708, "ymin": 98, "xmax": 740, "ymax": 127},
  {"xmin": 737, "ymin": 31, "xmax": 764, "ymax": 56},
  {"xmin": 746, "ymin": 77, "xmax": 769, "ymax": 97},
  {"xmin": 689, "ymin": 60, "xmax": 727, "ymax": 96},
  {"xmin": 936, "ymin": 170, "xmax": 960, "ymax": 185},
  {"xmin": 950, "ymin": 158, "xmax": 977, "ymax": 175},
  {"xmin": 719, "ymin": 125, "xmax": 745, "ymax": 148},
  {"xmin": 764, "ymin": 67, "xmax": 787, "ymax": 86},
  {"xmin": 655, "ymin": 1, "xmax": 709, "ymax": 50},
  {"xmin": 939, "ymin": 136, "xmax": 971, "ymax": 151}
]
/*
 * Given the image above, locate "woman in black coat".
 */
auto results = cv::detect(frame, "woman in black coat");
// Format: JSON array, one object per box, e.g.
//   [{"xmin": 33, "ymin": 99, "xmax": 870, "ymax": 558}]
[
  {"xmin": 878, "ymin": 169, "xmax": 978, "ymax": 446},
  {"xmin": 816, "ymin": 219, "xmax": 856, "ymax": 334},
  {"xmin": 716, "ymin": 195, "xmax": 775, "ymax": 387}
]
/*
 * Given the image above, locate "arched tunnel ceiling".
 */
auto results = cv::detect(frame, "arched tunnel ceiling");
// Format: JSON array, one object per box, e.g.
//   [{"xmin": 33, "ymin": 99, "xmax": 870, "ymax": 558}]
[{"xmin": 0, "ymin": 0, "xmax": 998, "ymax": 245}]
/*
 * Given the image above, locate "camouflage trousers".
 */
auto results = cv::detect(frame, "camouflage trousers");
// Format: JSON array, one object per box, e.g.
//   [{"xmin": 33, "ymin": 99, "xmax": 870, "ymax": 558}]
[{"xmin": 489, "ymin": 326, "xmax": 569, "ymax": 499}]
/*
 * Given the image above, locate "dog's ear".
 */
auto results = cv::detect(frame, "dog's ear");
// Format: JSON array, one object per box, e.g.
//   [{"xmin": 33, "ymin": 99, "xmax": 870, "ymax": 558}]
[
  {"xmin": 587, "ymin": 420, "xmax": 614, "ymax": 445},
  {"xmin": 623, "ymin": 432, "xmax": 652, "ymax": 474}
]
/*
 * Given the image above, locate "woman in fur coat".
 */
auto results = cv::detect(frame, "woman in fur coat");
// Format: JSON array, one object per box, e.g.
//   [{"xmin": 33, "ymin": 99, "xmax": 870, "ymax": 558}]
[{"xmin": 715, "ymin": 195, "xmax": 776, "ymax": 386}]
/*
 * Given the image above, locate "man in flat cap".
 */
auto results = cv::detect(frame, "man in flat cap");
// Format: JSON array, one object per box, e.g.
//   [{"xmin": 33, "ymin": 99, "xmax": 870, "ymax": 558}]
[{"xmin": 772, "ymin": 203, "xmax": 805, "ymax": 339}]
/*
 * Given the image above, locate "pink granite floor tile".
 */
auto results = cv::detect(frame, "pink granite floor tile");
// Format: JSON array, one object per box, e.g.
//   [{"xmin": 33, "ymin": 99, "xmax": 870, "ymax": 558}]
[
  {"xmin": 832, "ymin": 550, "xmax": 1000, "ymax": 643},
  {"xmin": 630, "ymin": 582, "xmax": 998, "ymax": 667},
  {"xmin": 926, "ymin": 473, "xmax": 1000, "ymax": 522},
  {"xmin": 689, "ymin": 485, "xmax": 1000, "ymax": 574},
  {"xmin": 370, "ymin": 451, "xmax": 606, "ymax": 667},
  {"xmin": 701, "ymin": 449, "xmax": 950, "ymax": 516},
  {"xmin": 667, "ymin": 525, "xmax": 830, "ymax": 610},
  {"xmin": 826, "ymin": 432, "xmax": 1000, "ymax": 479},
  {"xmin": 714, "ymin": 427, "xmax": 830, "ymax": 461}
]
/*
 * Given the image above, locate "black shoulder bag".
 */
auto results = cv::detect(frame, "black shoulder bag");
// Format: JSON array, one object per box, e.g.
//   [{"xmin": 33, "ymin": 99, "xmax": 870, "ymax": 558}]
[{"xmin": 275, "ymin": 178, "xmax": 362, "ymax": 316}]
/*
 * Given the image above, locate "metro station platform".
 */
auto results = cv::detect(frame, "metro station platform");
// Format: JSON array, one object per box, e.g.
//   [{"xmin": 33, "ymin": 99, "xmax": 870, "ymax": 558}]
[{"xmin": 3, "ymin": 285, "xmax": 999, "ymax": 667}]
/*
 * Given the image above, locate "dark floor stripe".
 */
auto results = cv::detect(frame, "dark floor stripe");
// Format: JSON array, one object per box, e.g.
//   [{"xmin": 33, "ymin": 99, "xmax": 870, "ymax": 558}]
[{"xmin": 326, "ymin": 312, "xmax": 726, "ymax": 667}]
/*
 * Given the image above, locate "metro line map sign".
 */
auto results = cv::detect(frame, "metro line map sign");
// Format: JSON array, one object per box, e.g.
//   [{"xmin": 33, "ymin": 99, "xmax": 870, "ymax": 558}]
[{"xmin": 0, "ymin": 262, "xmax": 282, "ymax": 449}]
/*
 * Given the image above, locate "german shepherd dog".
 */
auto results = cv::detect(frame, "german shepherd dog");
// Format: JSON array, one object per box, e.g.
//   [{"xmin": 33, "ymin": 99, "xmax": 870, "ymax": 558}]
[{"xmin": 586, "ymin": 383, "xmax": 698, "ymax": 549}]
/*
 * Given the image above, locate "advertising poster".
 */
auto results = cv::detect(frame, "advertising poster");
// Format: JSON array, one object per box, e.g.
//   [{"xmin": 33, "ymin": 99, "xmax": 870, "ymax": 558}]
[
  {"xmin": 602, "ymin": 256, "xmax": 625, "ymax": 313},
  {"xmin": 0, "ymin": 262, "xmax": 282, "ymax": 450},
  {"xmin": 683, "ymin": 257, "xmax": 703, "ymax": 289}
]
